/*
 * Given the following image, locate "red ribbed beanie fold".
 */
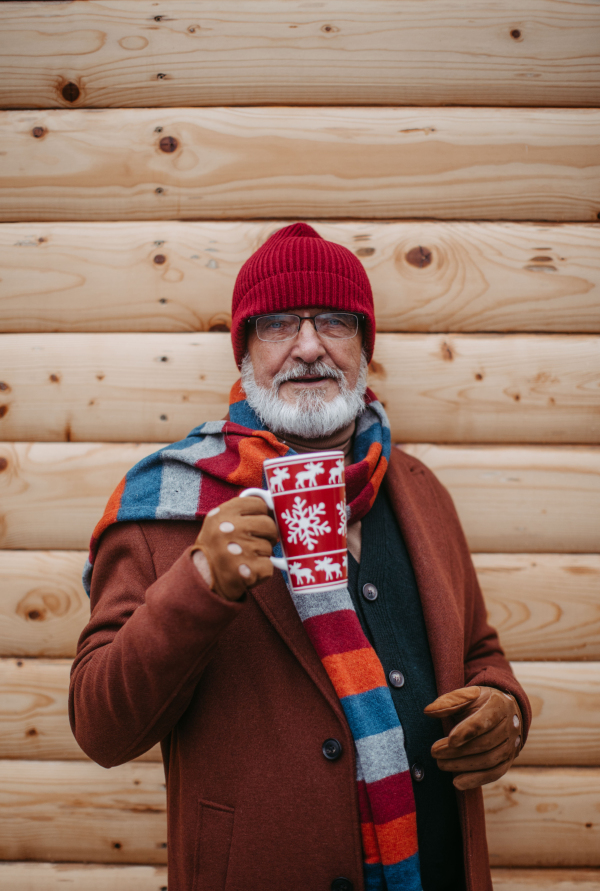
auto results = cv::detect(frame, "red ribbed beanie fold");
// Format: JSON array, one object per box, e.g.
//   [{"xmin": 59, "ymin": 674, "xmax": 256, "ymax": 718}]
[{"xmin": 230, "ymin": 222, "xmax": 375, "ymax": 368}]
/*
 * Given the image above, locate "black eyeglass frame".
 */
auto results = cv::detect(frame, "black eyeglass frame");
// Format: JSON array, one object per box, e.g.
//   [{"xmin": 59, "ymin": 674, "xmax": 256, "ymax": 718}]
[{"xmin": 246, "ymin": 311, "xmax": 365, "ymax": 343}]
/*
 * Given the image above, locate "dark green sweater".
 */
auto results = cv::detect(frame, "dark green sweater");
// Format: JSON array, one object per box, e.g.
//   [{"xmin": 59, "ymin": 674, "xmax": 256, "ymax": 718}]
[{"xmin": 347, "ymin": 486, "xmax": 464, "ymax": 891}]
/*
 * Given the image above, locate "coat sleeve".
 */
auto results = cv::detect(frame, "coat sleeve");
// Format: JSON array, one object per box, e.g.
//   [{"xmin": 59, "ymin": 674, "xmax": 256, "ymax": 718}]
[
  {"xmin": 433, "ymin": 476, "xmax": 533, "ymax": 746},
  {"xmin": 69, "ymin": 521, "xmax": 245, "ymax": 768}
]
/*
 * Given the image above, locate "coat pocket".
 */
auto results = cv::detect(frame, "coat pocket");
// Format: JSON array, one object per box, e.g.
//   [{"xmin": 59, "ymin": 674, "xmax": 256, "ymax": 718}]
[{"xmin": 193, "ymin": 799, "xmax": 235, "ymax": 891}]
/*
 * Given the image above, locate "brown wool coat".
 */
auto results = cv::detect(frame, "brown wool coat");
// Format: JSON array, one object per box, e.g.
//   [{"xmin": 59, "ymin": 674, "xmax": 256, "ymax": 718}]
[{"xmin": 70, "ymin": 446, "xmax": 531, "ymax": 891}]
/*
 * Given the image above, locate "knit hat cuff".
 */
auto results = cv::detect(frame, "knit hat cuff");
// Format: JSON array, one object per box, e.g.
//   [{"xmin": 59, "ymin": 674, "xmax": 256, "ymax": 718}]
[{"xmin": 231, "ymin": 270, "xmax": 375, "ymax": 367}]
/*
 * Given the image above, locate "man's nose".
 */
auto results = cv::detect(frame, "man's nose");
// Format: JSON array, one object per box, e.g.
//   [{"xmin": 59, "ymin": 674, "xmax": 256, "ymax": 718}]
[{"xmin": 290, "ymin": 317, "xmax": 326, "ymax": 362}]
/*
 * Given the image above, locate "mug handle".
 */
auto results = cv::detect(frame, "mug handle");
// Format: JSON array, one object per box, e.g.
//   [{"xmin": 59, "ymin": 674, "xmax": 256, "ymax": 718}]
[{"xmin": 239, "ymin": 488, "xmax": 288, "ymax": 572}]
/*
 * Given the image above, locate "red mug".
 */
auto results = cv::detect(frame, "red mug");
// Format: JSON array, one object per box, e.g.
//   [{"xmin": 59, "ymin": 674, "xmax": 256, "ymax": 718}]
[{"xmin": 240, "ymin": 450, "xmax": 347, "ymax": 593}]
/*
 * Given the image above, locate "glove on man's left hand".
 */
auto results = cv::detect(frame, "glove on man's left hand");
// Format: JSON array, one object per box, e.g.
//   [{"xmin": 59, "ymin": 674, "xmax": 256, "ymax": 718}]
[{"xmin": 424, "ymin": 685, "xmax": 522, "ymax": 791}]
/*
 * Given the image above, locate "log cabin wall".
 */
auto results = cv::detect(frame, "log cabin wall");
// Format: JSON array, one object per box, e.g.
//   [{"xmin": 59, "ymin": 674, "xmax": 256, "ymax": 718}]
[{"xmin": 0, "ymin": 2, "xmax": 599, "ymax": 888}]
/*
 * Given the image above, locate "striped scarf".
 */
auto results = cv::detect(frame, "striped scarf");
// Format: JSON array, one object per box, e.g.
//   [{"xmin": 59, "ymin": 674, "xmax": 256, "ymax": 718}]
[{"xmin": 84, "ymin": 381, "xmax": 422, "ymax": 890}]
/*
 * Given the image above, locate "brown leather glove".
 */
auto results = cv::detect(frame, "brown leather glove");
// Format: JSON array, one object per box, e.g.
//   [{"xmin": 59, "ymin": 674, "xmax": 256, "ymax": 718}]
[
  {"xmin": 424, "ymin": 685, "xmax": 522, "ymax": 791},
  {"xmin": 192, "ymin": 496, "xmax": 279, "ymax": 602}
]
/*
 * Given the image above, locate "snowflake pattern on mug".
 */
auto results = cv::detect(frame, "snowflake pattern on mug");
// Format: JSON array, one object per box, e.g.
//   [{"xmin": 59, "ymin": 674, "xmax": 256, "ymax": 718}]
[{"xmin": 280, "ymin": 497, "xmax": 332, "ymax": 550}]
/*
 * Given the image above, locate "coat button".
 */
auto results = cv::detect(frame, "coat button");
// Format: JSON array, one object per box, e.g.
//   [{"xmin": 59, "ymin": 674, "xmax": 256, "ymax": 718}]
[
  {"xmin": 388, "ymin": 669, "xmax": 405, "ymax": 688},
  {"xmin": 322, "ymin": 738, "xmax": 343, "ymax": 761},
  {"xmin": 411, "ymin": 762, "xmax": 425, "ymax": 782},
  {"xmin": 362, "ymin": 583, "xmax": 378, "ymax": 601},
  {"xmin": 331, "ymin": 879, "xmax": 354, "ymax": 891}
]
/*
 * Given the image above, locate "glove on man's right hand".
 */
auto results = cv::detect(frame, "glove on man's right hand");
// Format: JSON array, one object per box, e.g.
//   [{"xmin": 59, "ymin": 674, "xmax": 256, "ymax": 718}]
[{"xmin": 192, "ymin": 496, "xmax": 279, "ymax": 601}]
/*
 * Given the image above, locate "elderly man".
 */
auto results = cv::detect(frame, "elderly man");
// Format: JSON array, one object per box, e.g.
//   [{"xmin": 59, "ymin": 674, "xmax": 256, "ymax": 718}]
[{"xmin": 70, "ymin": 223, "xmax": 530, "ymax": 891}]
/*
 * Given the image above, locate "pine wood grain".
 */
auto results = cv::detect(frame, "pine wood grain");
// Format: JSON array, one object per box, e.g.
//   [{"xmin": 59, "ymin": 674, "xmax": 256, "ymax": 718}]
[
  {"xmin": 0, "ymin": 863, "xmax": 168, "ymax": 891},
  {"xmin": 1, "ymin": 659, "xmax": 597, "ymax": 765},
  {"xmin": 485, "ymin": 768, "xmax": 600, "ymax": 867},
  {"xmin": 0, "ymin": 659, "xmax": 160, "ymax": 762},
  {"xmin": 400, "ymin": 444, "xmax": 600, "ymax": 554},
  {"xmin": 0, "ymin": 760, "xmax": 167, "ymax": 864},
  {"xmin": 2, "ymin": 221, "xmax": 599, "ymax": 334},
  {"xmin": 512, "ymin": 663, "xmax": 600, "ymax": 766},
  {"xmin": 491, "ymin": 869, "xmax": 600, "ymax": 890},
  {"xmin": 2, "ymin": 553, "xmax": 599, "ymax": 661},
  {"xmin": 1, "ymin": 0, "xmax": 599, "ymax": 109},
  {"xmin": 1, "ymin": 332, "xmax": 598, "ymax": 444},
  {"xmin": 0, "ymin": 864, "xmax": 598, "ymax": 891},
  {"xmin": 473, "ymin": 554, "xmax": 600, "ymax": 662},
  {"xmin": 0, "ymin": 442, "xmax": 158, "ymax": 551},
  {"xmin": 0, "ymin": 763, "xmax": 597, "ymax": 865},
  {"xmin": 0, "ymin": 551, "xmax": 90, "ymax": 659},
  {"xmin": 1, "ymin": 108, "xmax": 598, "ymax": 222},
  {"xmin": 1, "ymin": 442, "xmax": 597, "ymax": 552}
]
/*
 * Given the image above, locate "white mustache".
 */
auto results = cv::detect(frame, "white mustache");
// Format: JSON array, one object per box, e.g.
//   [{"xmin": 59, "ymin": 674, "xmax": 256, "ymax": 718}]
[{"xmin": 272, "ymin": 361, "xmax": 344, "ymax": 390}]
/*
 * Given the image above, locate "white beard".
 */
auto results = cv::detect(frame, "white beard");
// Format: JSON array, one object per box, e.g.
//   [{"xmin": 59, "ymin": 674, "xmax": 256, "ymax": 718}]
[{"xmin": 241, "ymin": 352, "xmax": 368, "ymax": 439}]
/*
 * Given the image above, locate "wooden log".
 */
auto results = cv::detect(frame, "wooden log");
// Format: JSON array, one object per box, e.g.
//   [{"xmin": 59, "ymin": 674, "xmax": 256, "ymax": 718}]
[
  {"xmin": 1, "ymin": 442, "xmax": 598, "ymax": 552},
  {"xmin": 485, "ymin": 768, "xmax": 600, "ymax": 867},
  {"xmin": 491, "ymin": 869, "xmax": 600, "ymax": 890},
  {"xmin": 473, "ymin": 554, "xmax": 600, "ymax": 662},
  {"xmin": 2, "ymin": 552, "xmax": 599, "ymax": 661},
  {"xmin": 0, "ymin": 658, "xmax": 161, "ymax": 762},
  {"xmin": 1, "ymin": 864, "xmax": 599, "ymax": 891},
  {"xmin": 0, "ymin": 551, "xmax": 90, "ymax": 659},
  {"xmin": 1, "ymin": 0, "xmax": 599, "ymax": 109},
  {"xmin": 511, "ymin": 663, "xmax": 600, "ymax": 766},
  {"xmin": 400, "ymin": 444, "xmax": 600, "ymax": 554},
  {"xmin": 1, "ymin": 108, "xmax": 598, "ymax": 222},
  {"xmin": 1, "ymin": 658, "xmax": 597, "ymax": 765},
  {"xmin": 0, "ymin": 863, "xmax": 168, "ymax": 891},
  {"xmin": 2, "ymin": 221, "xmax": 599, "ymax": 335},
  {"xmin": 0, "ymin": 763, "xmax": 597, "ymax": 865},
  {"xmin": 0, "ymin": 760, "xmax": 167, "ymax": 864},
  {"xmin": 2, "ymin": 332, "xmax": 599, "ymax": 444}
]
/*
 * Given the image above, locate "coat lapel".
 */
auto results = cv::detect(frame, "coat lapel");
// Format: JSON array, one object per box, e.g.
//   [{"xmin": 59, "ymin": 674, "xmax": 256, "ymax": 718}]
[
  {"xmin": 385, "ymin": 447, "xmax": 465, "ymax": 695},
  {"xmin": 251, "ymin": 575, "xmax": 349, "ymax": 726}
]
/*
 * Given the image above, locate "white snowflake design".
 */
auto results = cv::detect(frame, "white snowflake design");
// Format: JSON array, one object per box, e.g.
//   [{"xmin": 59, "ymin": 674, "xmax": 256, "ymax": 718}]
[
  {"xmin": 280, "ymin": 497, "xmax": 331, "ymax": 551},
  {"xmin": 337, "ymin": 501, "xmax": 347, "ymax": 537}
]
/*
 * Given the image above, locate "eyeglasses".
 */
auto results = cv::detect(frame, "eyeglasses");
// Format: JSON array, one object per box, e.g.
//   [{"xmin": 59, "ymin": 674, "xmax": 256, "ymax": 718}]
[{"xmin": 248, "ymin": 312, "xmax": 363, "ymax": 343}]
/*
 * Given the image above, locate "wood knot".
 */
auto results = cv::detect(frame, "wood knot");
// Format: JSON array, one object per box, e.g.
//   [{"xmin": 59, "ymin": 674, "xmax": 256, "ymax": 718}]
[
  {"xmin": 0, "ymin": 457, "xmax": 8, "ymax": 472},
  {"xmin": 26, "ymin": 727, "xmax": 38, "ymax": 737},
  {"xmin": 475, "ymin": 373, "xmax": 483, "ymax": 381},
  {"xmin": 156, "ymin": 72, "xmax": 167, "ymax": 80},
  {"xmin": 0, "ymin": 405, "xmax": 8, "ymax": 419},
  {"xmin": 0, "ymin": 382, "xmax": 9, "ymax": 391},
  {"xmin": 49, "ymin": 373, "xmax": 60, "ymax": 383},
  {"xmin": 510, "ymin": 29, "xmax": 522, "ymax": 40},
  {"xmin": 61, "ymin": 82, "xmax": 80, "ymax": 103},
  {"xmin": 159, "ymin": 136, "xmax": 178, "ymax": 153},
  {"xmin": 405, "ymin": 246, "xmax": 432, "ymax": 268},
  {"xmin": 27, "ymin": 610, "xmax": 42, "ymax": 621},
  {"xmin": 209, "ymin": 323, "xmax": 230, "ymax": 332},
  {"xmin": 441, "ymin": 342, "xmax": 453, "ymax": 361},
  {"xmin": 155, "ymin": 187, "xmax": 164, "ymax": 194},
  {"xmin": 153, "ymin": 254, "xmax": 166, "ymax": 264},
  {"xmin": 355, "ymin": 247, "xmax": 375, "ymax": 257},
  {"xmin": 32, "ymin": 127, "xmax": 46, "ymax": 139}
]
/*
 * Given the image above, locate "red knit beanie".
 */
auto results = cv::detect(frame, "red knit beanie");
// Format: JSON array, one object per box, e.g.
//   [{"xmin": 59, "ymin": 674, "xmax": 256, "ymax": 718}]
[{"xmin": 231, "ymin": 222, "xmax": 375, "ymax": 368}]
